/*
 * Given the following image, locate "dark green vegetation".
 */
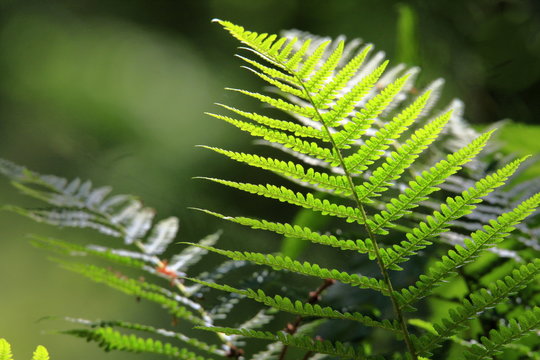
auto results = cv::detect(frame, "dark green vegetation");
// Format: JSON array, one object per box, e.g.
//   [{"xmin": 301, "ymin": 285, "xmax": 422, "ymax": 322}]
[{"xmin": 1, "ymin": 20, "xmax": 539, "ymax": 360}]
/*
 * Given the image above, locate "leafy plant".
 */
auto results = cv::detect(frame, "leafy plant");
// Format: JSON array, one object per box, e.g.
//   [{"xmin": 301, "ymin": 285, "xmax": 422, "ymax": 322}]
[
  {"xmin": 1, "ymin": 20, "xmax": 539, "ymax": 360},
  {"xmin": 0, "ymin": 338, "xmax": 50, "ymax": 360}
]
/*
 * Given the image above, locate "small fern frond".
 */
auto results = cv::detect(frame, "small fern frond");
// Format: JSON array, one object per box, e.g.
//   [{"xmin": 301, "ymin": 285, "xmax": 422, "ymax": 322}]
[
  {"xmin": 59, "ymin": 262, "xmax": 204, "ymax": 325},
  {"xmin": 460, "ymin": 307, "xmax": 540, "ymax": 360},
  {"xmin": 63, "ymin": 327, "xmax": 213, "ymax": 360},
  {"xmin": 196, "ymin": 326, "xmax": 365, "ymax": 359},
  {"xmin": 66, "ymin": 318, "xmax": 223, "ymax": 357},
  {"xmin": 196, "ymin": 178, "xmax": 364, "ymax": 223},
  {"xmin": 199, "ymin": 147, "xmax": 350, "ymax": 194},
  {"xmin": 31, "ymin": 346, "xmax": 49, "ymax": 360},
  {"xmin": 398, "ymin": 194, "xmax": 540, "ymax": 310},
  {"xmin": 181, "ymin": 242, "xmax": 388, "ymax": 294},
  {"xmin": 192, "ymin": 209, "xmax": 375, "ymax": 254},
  {"xmin": 0, "ymin": 339, "xmax": 13, "ymax": 360},
  {"xmin": 213, "ymin": 105, "xmax": 326, "ymax": 139},
  {"xmin": 415, "ymin": 260, "xmax": 540, "ymax": 356}
]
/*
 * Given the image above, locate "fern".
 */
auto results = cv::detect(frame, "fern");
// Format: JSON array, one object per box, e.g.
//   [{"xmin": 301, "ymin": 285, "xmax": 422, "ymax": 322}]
[
  {"xmin": 0, "ymin": 339, "xmax": 50, "ymax": 360},
  {"xmin": 1, "ymin": 19, "xmax": 539, "ymax": 360}
]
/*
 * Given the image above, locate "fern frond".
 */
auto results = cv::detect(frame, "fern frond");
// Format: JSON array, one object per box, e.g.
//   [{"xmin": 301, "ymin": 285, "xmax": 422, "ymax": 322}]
[
  {"xmin": 0, "ymin": 339, "xmax": 13, "ymax": 360},
  {"xmin": 382, "ymin": 157, "xmax": 528, "ymax": 269},
  {"xmin": 31, "ymin": 346, "xmax": 49, "ymax": 360},
  {"xmin": 313, "ymin": 45, "xmax": 372, "ymax": 107},
  {"xmin": 333, "ymin": 74, "xmax": 410, "ymax": 149},
  {"xmin": 305, "ymin": 40, "xmax": 343, "ymax": 92},
  {"xmin": 182, "ymin": 242, "xmax": 388, "ymax": 295},
  {"xmin": 63, "ymin": 327, "xmax": 213, "ymax": 360},
  {"xmin": 213, "ymin": 104, "xmax": 326, "ymax": 139},
  {"xmin": 0, "ymin": 159, "xmax": 180, "ymax": 253},
  {"xmin": 66, "ymin": 318, "xmax": 222, "ymax": 357},
  {"xmin": 354, "ymin": 109, "xmax": 452, "ymax": 202},
  {"xmin": 398, "ymin": 194, "xmax": 540, "ymax": 310},
  {"xmin": 200, "ymin": 147, "xmax": 351, "ymax": 195},
  {"xmin": 460, "ymin": 307, "xmax": 540, "ymax": 360},
  {"xmin": 30, "ymin": 236, "xmax": 152, "ymax": 269},
  {"xmin": 227, "ymin": 88, "xmax": 315, "ymax": 118},
  {"xmin": 206, "ymin": 114, "xmax": 335, "ymax": 162},
  {"xmin": 368, "ymin": 130, "xmax": 494, "ymax": 236},
  {"xmin": 321, "ymin": 61, "xmax": 388, "ymax": 127},
  {"xmin": 192, "ymin": 209, "xmax": 375, "ymax": 254},
  {"xmin": 196, "ymin": 326, "xmax": 365, "ymax": 359},
  {"xmin": 60, "ymin": 262, "xmax": 204, "ymax": 325},
  {"xmin": 186, "ymin": 277, "xmax": 399, "ymax": 333},
  {"xmin": 415, "ymin": 260, "xmax": 540, "ymax": 356},
  {"xmin": 196, "ymin": 178, "xmax": 364, "ymax": 223}
]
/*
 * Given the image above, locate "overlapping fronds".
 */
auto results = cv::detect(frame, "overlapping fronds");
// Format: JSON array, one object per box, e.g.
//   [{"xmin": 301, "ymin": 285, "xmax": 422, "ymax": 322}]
[
  {"xmin": 194, "ymin": 20, "xmax": 540, "ymax": 359},
  {"xmin": 2, "ymin": 19, "xmax": 539, "ymax": 360},
  {"xmin": 0, "ymin": 159, "xmax": 279, "ymax": 358}
]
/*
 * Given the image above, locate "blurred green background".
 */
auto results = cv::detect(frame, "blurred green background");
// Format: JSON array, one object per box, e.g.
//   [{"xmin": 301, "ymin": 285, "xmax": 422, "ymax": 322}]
[{"xmin": 0, "ymin": 0, "xmax": 539, "ymax": 359}]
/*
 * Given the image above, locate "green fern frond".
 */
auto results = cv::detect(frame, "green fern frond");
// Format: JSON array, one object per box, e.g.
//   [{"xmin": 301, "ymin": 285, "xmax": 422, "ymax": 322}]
[
  {"xmin": 31, "ymin": 346, "xmax": 49, "ymax": 360},
  {"xmin": 181, "ymin": 242, "xmax": 388, "ymax": 294},
  {"xmin": 196, "ymin": 178, "xmax": 365, "ymax": 223},
  {"xmin": 63, "ymin": 327, "xmax": 213, "ymax": 360},
  {"xmin": 398, "ymin": 194, "xmax": 540, "ymax": 310},
  {"xmin": 415, "ymin": 260, "xmax": 540, "ymax": 356},
  {"xmin": 461, "ymin": 307, "xmax": 540, "ymax": 360},
  {"xmin": 199, "ymin": 146, "xmax": 350, "ymax": 195},
  {"xmin": 192, "ymin": 209, "xmax": 375, "ymax": 254},
  {"xmin": 212, "ymin": 104, "xmax": 326, "ymax": 139},
  {"xmin": 0, "ymin": 339, "xmax": 13, "ymax": 360},
  {"xmin": 206, "ymin": 114, "xmax": 335, "ymax": 162}
]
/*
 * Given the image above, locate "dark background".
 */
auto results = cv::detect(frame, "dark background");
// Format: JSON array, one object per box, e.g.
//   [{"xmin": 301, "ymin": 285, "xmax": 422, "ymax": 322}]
[{"xmin": 0, "ymin": 1, "xmax": 539, "ymax": 359}]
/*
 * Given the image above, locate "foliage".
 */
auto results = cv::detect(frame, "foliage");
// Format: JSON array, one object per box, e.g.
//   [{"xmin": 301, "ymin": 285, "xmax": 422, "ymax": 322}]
[
  {"xmin": 1, "ymin": 20, "xmax": 539, "ymax": 360},
  {"xmin": 0, "ymin": 339, "xmax": 50, "ymax": 360}
]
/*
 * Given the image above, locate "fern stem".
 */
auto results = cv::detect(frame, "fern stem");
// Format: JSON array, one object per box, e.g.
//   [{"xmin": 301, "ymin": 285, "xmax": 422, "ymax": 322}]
[{"xmin": 292, "ymin": 75, "xmax": 418, "ymax": 359}]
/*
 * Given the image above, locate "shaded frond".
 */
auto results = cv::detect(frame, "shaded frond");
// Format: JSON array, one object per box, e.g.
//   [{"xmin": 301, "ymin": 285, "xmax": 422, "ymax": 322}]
[
  {"xmin": 398, "ymin": 194, "xmax": 540, "ymax": 310},
  {"xmin": 196, "ymin": 326, "xmax": 366, "ymax": 359},
  {"xmin": 415, "ymin": 260, "xmax": 540, "ymax": 356},
  {"xmin": 461, "ymin": 307, "xmax": 540, "ymax": 360},
  {"xmin": 63, "ymin": 327, "xmax": 213, "ymax": 360},
  {"xmin": 368, "ymin": 131, "xmax": 494, "ymax": 236},
  {"xmin": 382, "ymin": 157, "xmax": 528, "ymax": 270}
]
